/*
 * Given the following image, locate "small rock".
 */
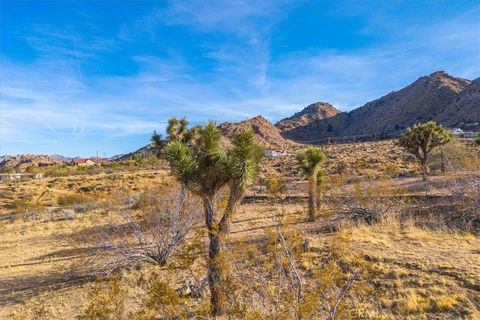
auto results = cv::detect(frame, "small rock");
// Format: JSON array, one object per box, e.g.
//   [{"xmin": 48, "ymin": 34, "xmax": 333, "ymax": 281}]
[
  {"xmin": 176, "ymin": 284, "xmax": 191, "ymax": 297},
  {"xmin": 74, "ymin": 205, "xmax": 86, "ymax": 213},
  {"xmin": 60, "ymin": 209, "xmax": 75, "ymax": 220}
]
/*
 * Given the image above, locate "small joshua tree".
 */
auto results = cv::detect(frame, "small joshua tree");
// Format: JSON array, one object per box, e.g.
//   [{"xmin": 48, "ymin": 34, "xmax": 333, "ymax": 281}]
[
  {"xmin": 475, "ymin": 133, "xmax": 480, "ymax": 146},
  {"xmin": 296, "ymin": 147, "xmax": 327, "ymax": 221},
  {"xmin": 165, "ymin": 119, "xmax": 263, "ymax": 316},
  {"xmin": 398, "ymin": 122, "xmax": 452, "ymax": 195},
  {"xmin": 151, "ymin": 130, "xmax": 165, "ymax": 158}
]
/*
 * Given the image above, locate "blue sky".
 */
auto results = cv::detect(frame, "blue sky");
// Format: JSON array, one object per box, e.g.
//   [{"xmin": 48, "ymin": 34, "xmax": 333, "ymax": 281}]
[{"xmin": 1, "ymin": 0, "xmax": 479, "ymax": 157}]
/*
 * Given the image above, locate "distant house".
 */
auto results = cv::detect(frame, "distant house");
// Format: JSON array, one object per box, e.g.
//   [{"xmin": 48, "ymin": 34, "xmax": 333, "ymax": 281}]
[
  {"xmin": 265, "ymin": 150, "xmax": 279, "ymax": 158},
  {"xmin": 265, "ymin": 150, "xmax": 287, "ymax": 158},
  {"xmin": 450, "ymin": 128, "xmax": 463, "ymax": 135},
  {"xmin": 71, "ymin": 159, "xmax": 96, "ymax": 166},
  {"xmin": 34, "ymin": 173, "xmax": 44, "ymax": 179}
]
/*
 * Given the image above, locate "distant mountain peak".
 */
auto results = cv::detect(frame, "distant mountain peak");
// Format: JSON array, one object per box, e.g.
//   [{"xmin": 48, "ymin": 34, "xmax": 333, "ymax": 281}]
[
  {"xmin": 418, "ymin": 71, "xmax": 471, "ymax": 92},
  {"xmin": 275, "ymin": 102, "xmax": 341, "ymax": 132},
  {"xmin": 219, "ymin": 116, "xmax": 290, "ymax": 149},
  {"xmin": 429, "ymin": 70, "xmax": 448, "ymax": 76},
  {"xmin": 248, "ymin": 115, "xmax": 270, "ymax": 123},
  {"xmin": 303, "ymin": 102, "xmax": 339, "ymax": 113}
]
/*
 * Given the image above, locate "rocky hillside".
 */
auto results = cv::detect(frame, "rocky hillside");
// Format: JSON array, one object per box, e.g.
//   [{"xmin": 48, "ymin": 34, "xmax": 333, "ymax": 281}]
[
  {"xmin": 278, "ymin": 71, "xmax": 478, "ymax": 141},
  {"xmin": 0, "ymin": 154, "xmax": 67, "ymax": 171},
  {"xmin": 219, "ymin": 115, "xmax": 290, "ymax": 149},
  {"xmin": 344, "ymin": 71, "xmax": 471, "ymax": 136},
  {"xmin": 436, "ymin": 77, "xmax": 480, "ymax": 128},
  {"xmin": 275, "ymin": 102, "xmax": 341, "ymax": 132}
]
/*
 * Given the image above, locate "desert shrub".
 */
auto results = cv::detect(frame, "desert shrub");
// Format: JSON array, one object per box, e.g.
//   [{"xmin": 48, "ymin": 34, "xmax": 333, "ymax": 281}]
[
  {"xmin": 429, "ymin": 140, "xmax": 469, "ymax": 172},
  {"xmin": 57, "ymin": 193, "xmax": 91, "ymax": 206},
  {"xmin": 365, "ymin": 169, "xmax": 377, "ymax": 180},
  {"xmin": 79, "ymin": 275, "xmax": 128, "ymax": 320},
  {"xmin": 10, "ymin": 299, "xmax": 57, "ymax": 320},
  {"xmin": 44, "ymin": 165, "xmax": 71, "ymax": 177},
  {"xmin": 7, "ymin": 199, "xmax": 35, "ymax": 211},
  {"xmin": 328, "ymin": 178, "xmax": 406, "ymax": 226},
  {"xmin": 118, "ymin": 154, "xmax": 167, "ymax": 169},
  {"xmin": 132, "ymin": 273, "xmax": 185, "ymax": 320},
  {"xmin": 383, "ymin": 162, "xmax": 402, "ymax": 177},
  {"xmin": 449, "ymin": 176, "xmax": 480, "ymax": 233},
  {"xmin": 266, "ymin": 173, "xmax": 286, "ymax": 200},
  {"xmin": 24, "ymin": 164, "xmax": 38, "ymax": 173},
  {"xmin": 219, "ymin": 218, "xmax": 379, "ymax": 319},
  {"xmin": 92, "ymin": 188, "xmax": 202, "ymax": 270}
]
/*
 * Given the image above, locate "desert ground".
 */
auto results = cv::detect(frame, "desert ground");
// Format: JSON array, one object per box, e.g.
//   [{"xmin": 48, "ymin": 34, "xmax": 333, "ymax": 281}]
[{"xmin": 0, "ymin": 139, "xmax": 479, "ymax": 319}]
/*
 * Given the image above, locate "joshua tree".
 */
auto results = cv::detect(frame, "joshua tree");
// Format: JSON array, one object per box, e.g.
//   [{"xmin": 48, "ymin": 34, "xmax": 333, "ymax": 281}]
[
  {"xmin": 475, "ymin": 133, "xmax": 480, "ymax": 146},
  {"xmin": 166, "ymin": 116, "xmax": 189, "ymax": 142},
  {"xmin": 398, "ymin": 122, "xmax": 452, "ymax": 195},
  {"xmin": 165, "ymin": 119, "xmax": 263, "ymax": 316},
  {"xmin": 398, "ymin": 122, "xmax": 452, "ymax": 180},
  {"xmin": 296, "ymin": 147, "xmax": 327, "ymax": 221},
  {"xmin": 150, "ymin": 130, "xmax": 165, "ymax": 158}
]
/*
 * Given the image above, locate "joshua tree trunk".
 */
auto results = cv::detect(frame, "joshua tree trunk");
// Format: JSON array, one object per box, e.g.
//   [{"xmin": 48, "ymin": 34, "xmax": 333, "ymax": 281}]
[
  {"xmin": 315, "ymin": 187, "xmax": 323, "ymax": 215},
  {"xmin": 219, "ymin": 185, "xmax": 244, "ymax": 234},
  {"xmin": 203, "ymin": 193, "xmax": 229, "ymax": 316},
  {"xmin": 308, "ymin": 175, "xmax": 317, "ymax": 221},
  {"xmin": 419, "ymin": 157, "xmax": 428, "ymax": 196}
]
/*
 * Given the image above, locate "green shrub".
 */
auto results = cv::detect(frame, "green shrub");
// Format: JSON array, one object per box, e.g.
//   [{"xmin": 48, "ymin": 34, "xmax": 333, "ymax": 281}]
[{"xmin": 79, "ymin": 276, "xmax": 128, "ymax": 320}]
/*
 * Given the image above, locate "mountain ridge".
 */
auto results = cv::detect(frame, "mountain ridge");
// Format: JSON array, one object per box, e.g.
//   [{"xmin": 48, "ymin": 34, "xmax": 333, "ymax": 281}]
[{"xmin": 277, "ymin": 71, "xmax": 478, "ymax": 141}]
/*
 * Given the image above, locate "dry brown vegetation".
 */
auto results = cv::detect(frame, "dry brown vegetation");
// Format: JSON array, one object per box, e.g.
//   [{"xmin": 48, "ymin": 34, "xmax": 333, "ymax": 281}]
[{"xmin": 1, "ymin": 139, "xmax": 479, "ymax": 319}]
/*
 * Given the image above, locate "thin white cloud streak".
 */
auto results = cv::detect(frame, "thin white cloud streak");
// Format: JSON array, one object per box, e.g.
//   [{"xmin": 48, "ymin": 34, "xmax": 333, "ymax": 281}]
[{"xmin": 161, "ymin": 0, "xmax": 292, "ymax": 36}]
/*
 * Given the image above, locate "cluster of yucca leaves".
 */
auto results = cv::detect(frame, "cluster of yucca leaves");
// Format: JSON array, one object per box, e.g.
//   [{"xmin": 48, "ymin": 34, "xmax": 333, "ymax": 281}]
[{"xmin": 398, "ymin": 121, "xmax": 452, "ymax": 179}]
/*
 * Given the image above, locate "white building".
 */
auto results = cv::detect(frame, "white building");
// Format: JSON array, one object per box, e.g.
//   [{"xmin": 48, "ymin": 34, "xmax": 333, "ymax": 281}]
[
  {"xmin": 450, "ymin": 128, "xmax": 463, "ymax": 135},
  {"xmin": 265, "ymin": 150, "xmax": 279, "ymax": 158}
]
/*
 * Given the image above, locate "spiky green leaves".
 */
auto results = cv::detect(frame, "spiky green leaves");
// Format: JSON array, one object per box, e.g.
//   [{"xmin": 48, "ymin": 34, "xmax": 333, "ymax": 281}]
[
  {"xmin": 316, "ymin": 169, "xmax": 327, "ymax": 187},
  {"xmin": 296, "ymin": 147, "xmax": 327, "ymax": 177},
  {"xmin": 227, "ymin": 130, "xmax": 264, "ymax": 188},
  {"xmin": 164, "ymin": 119, "xmax": 263, "ymax": 197},
  {"xmin": 150, "ymin": 130, "xmax": 166, "ymax": 158},
  {"xmin": 165, "ymin": 141, "xmax": 197, "ymax": 186},
  {"xmin": 167, "ymin": 117, "xmax": 189, "ymax": 143},
  {"xmin": 398, "ymin": 121, "xmax": 452, "ymax": 159}
]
